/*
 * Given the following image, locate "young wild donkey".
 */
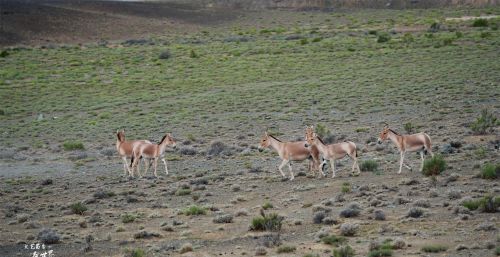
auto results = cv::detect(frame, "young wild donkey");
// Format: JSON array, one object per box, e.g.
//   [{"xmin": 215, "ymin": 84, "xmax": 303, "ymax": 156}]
[
  {"xmin": 116, "ymin": 130, "xmax": 151, "ymax": 177},
  {"xmin": 304, "ymin": 126, "xmax": 360, "ymax": 177},
  {"xmin": 377, "ymin": 124, "xmax": 433, "ymax": 174},
  {"xmin": 130, "ymin": 133, "xmax": 177, "ymax": 178},
  {"xmin": 258, "ymin": 131, "xmax": 323, "ymax": 180}
]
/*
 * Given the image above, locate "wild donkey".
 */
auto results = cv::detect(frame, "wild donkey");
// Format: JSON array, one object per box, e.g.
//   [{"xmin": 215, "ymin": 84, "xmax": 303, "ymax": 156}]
[
  {"xmin": 130, "ymin": 133, "xmax": 177, "ymax": 178},
  {"xmin": 377, "ymin": 125, "xmax": 433, "ymax": 174},
  {"xmin": 258, "ymin": 131, "xmax": 323, "ymax": 180},
  {"xmin": 304, "ymin": 126, "xmax": 360, "ymax": 177},
  {"xmin": 116, "ymin": 130, "xmax": 151, "ymax": 176}
]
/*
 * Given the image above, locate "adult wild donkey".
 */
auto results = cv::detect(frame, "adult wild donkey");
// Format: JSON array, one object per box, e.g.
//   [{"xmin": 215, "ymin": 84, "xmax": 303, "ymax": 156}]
[
  {"xmin": 116, "ymin": 130, "xmax": 151, "ymax": 177},
  {"xmin": 377, "ymin": 124, "xmax": 433, "ymax": 174},
  {"xmin": 130, "ymin": 133, "xmax": 177, "ymax": 178},
  {"xmin": 258, "ymin": 131, "xmax": 323, "ymax": 180}
]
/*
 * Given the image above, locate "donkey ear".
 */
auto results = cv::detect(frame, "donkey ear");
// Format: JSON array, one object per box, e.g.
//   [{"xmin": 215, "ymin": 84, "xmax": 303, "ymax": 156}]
[{"xmin": 265, "ymin": 131, "xmax": 268, "ymax": 136}]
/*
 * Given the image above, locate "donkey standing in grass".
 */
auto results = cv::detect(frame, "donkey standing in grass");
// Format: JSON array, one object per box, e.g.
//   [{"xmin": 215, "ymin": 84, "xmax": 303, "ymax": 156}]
[
  {"xmin": 258, "ymin": 131, "xmax": 324, "ymax": 180},
  {"xmin": 116, "ymin": 130, "xmax": 151, "ymax": 176},
  {"xmin": 377, "ymin": 125, "xmax": 433, "ymax": 174},
  {"xmin": 304, "ymin": 126, "xmax": 360, "ymax": 177},
  {"xmin": 130, "ymin": 133, "xmax": 177, "ymax": 178}
]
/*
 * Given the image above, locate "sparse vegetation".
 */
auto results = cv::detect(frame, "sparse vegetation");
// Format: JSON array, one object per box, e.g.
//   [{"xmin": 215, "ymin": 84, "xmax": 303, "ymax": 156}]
[
  {"xmin": 332, "ymin": 245, "xmax": 355, "ymax": 257},
  {"xmin": 262, "ymin": 202, "xmax": 273, "ymax": 210},
  {"xmin": 321, "ymin": 235, "xmax": 347, "ymax": 246},
  {"xmin": 130, "ymin": 248, "xmax": 145, "ymax": 257},
  {"xmin": 471, "ymin": 109, "xmax": 497, "ymax": 134},
  {"xmin": 422, "ymin": 155, "xmax": 446, "ymax": 176},
  {"xmin": 121, "ymin": 213, "xmax": 137, "ymax": 223},
  {"xmin": 183, "ymin": 205, "xmax": 206, "ymax": 216},
  {"xmin": 250, "ymin": 211, "xmax": 283, "ymax": 232},
  {"xmin": 377, "ymin": 32, "xmax": 391, "ymax": 43},
  {"xmin": 421, "ymin": 244, "xmax": 447, "ymax": 253},
  {"xmin": 481, "ymin": 163, "xmax": 499, "ymax": 179},
  {"xmin": 176, "ymin": 189, "xmax": 192, "ymax": 196},
  {"xmin": 277, "ymin": 245, "xmax": 296, "ymax": 253},
  {"xmin": 462, "ymin": 195, "xmax": 500, "ymax": 213},
  {"xmin": 69, "ymin": 202, "xmax": 87, "ymax": 215},
  {"xmin": 472, "ymin": 18, "xmax": 489, "ymax": 27},
  {"xmin": 62, "ymin": 140, "xmax": 84, "ymax": 151},
  {"xmin": 360, "ymin": 160, "xmax": 378, "ymax": 172},
  {"xmin": 403, "ymin": 122, "xmax": 414, "ymax": 133},
  {"xmin": 368, "ymin": 249, "xmax": 393, "ymax": 257}
]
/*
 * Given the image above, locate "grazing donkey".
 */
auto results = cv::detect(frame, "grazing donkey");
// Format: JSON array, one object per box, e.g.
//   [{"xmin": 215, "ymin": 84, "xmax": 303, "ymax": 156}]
[
  {"xmin": 258, "ymin": 132, "xmax": 323, "ymax": 180},
  {"xmin": 116, "ymin": 130, "xmax": 151, "ymax": 176},
  {"xmin": 377, "ymin": 125, "xmax": 433, "ymax": 174},
  {"xmin": 304, "ymin": 126, "xmax": 360, "ymax": 177},
  {"xmin": 130, "ymin": 133, "xmax": 177, "ymax": 178}
]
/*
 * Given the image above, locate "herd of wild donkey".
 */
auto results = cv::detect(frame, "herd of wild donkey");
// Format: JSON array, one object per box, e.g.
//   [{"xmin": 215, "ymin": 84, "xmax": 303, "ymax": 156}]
[{"xmin": 116, "ymin": 124, "xmax": 433, "ymax": 180}]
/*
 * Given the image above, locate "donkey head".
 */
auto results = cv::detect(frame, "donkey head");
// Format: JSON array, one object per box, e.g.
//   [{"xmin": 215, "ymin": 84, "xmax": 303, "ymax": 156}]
[
  {"xmin": 304, "ymin": 126, "xmax": 316, "ymax": 148},
  {"xmin": 258, "ymin": 132, "xmax": 270, "ymax": 152},
  {"xmin": 377, "ymin": 124, "xmax": 390, "ymax": 144}
]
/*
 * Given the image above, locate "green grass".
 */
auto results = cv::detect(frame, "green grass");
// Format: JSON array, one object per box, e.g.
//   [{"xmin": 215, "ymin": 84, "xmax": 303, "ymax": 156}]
[
  {"xmin": 250, "ymin": 212, "xmax": 282, "ymax": 231},
  {"xmin": 276, "ymin": 245, "xmax": 296, "ymax": 253},
  {"xmin": 183, "ymin": 205, "xmax": 206, "ymax": 216},
  {"xmin": 421, "ymin": 244, "xmax": 447, "ymax": 253},
  {"xmin": 481, "ymin": 163, "xmax": 500, "ymax": 179},
  {"xmin": 175, "ymin": 189, "xmax": 192, "ymax": 196},
  {"xmin": 69, "ymin": 202, "xmax": 87, "ymax": 215},
  {"xmin": 332, "ymin": 245, "xmax": 355, "ymax": 257},
  {"xmin": 130, "ymin": 248, "xmax": 146, "ymax": 257},
  {"xmin": 360, "ymin": 160, "xmax": 378, "ymax": 172},
  {"xmin": 262, "ymin": 202, "xmax": 274, "ymax": 210},
  {"xmin": 462, "ymin": 195, "xmax": 500, "ymax": 212},
  {"xmin": 367, "ymin": 249, "xmax": 393, "ymax": 257},
  {"xmin": 62, "ymin": 140, "xmax": 84, "ymax": 151},
  {"xmin": 422, "ymin": 155, "xmax": 446, "ymax": 176},
  {"xmin": 471, "ymin": 109, "xmax": 498, "ymax": 134},
  {"xmin": 321, "ymin": 235, "xmax": 347, "ymax": 246},
  {"xmin": 0, "ymin": 7, "xmax": 498, "ymax": 159},
  {"xmin": 121, "ymin": 213, "xmax": 137, "ymax": 223}
]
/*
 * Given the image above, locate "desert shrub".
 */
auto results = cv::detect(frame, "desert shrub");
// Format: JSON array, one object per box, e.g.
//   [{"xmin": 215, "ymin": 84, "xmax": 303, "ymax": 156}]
[
  {"xmin": 377, "ymin": 33, "xmax": 391, "ymax": 43},
  {"xmin": 315, "ymin": 123, "xmax": 335, "ymax": 143},
  {"xmin": 37, "ymin": 228, "xmax": 60, "ymax": 244},
  {"xmin": 339, "ymin": 203, "xmax": 360, "ymax": 218},
  {"xmin": 250, "ymin": 212, "xmax": 283, "ymax": 231},
  {"xmin": 421, "ymin": 244, "xmax": 447, "ymax": 253},
  {"xmin": 332, "ymin": 245, "xmax": 355, "ymax": 257},
  {"xmin": 481, "ymin": 163, "xmax": 500, "ymax": 179},
  {"xmin": 403, "ymin": 122, "xmax": 414, "ymax": 133},
  {"xmin": 121, "ymin": 213, "xmax": 136, "ymax": 223},
  {"xmin": 472, "ymin": 18, "xmax": 489, "ymax": 27},
  {"xmin": 213, "ymin": 214, "xmax": 233, "ymax": 223},
  {"xmin": 277, "ymin": 245, "xmax": 296, "ymax": 253},
  {"xmin": 422, "ymin": 155, "xmax": 446, "ymax": 176},
  {"xmin": 130, "ymin": 248, "xmax": 145, "ymax": 257},
  {"xmin": 0, "ymin": 50, "xmax": 9, "ymax": 58},
  {"xmin": 428, "ymin": 22, "xmax": 440, "ymax": 32},
  {"xmin": 189, "ymin": 49, "xmax": 198, "ymax": 58},
  {"xmin": 463, "ymin": 196, "xmax": 499, "ymax": 212},
  {"xmin": 368, "ymin": 249, "xmax": 393, "ymax": 257},
  {"xmin": 175, "ymin": 189, "xmax": 191, "ymax": 196},
  {"xmin": 407, "ymin": 207, "xmax": 424, "ymax": 218},
  {"xmin": 300, "ymin": 38, "xmax": 308, "ymax": 45},
  {"xmin": 339, "ymin": 223, "xmax": 358, "ymax": 236},
  {"xmin": 183, "ymin": 205, "xmax": 206, "ymax": 216},
  {"xmin": 262, "ymin": 202, "xmax": 273, "ymax": 210},
  {"xmin": 312, "ymin": 37, "xmax": 323, "ymax": 42},
  {"xmin": 321, "ymin": 235, "xmax": 347, "ymax": 246},
  {"xmin": 69, "ymin": 202, "xmax": 87, "ymax": 215},
  {"xmin": 62, "ymin": 140, "xmax": 84, "ymax": 151},
  {"xmin": 471, "ymin": 109, "xmax": 497, "ymax": 134},
  {"xmin": 360, "ymin": 160, "xmax": 378, "ymax": 172},
  {"xmin": 496, "ymin": 246, "xmax": 500, "ymax": 256},
  {"xmin": 368, "ymin": 30, "xmax": 378, "ymax": 35},
  {"xmin": 158, "ymin": 50, "xmax": 171, "ymax": 59},
  {"xmin": 374, "ymin": 210, "xmax": 385, "ymax": 220},
  {"xmin": 480, "ymin": 31, "xmax": 491, "ymax": 38},
  {"xmin": 312, "ymin": 211, "xmax": 326, "ymax": 224},
  {"xmin": 341, "ymin": 183, "xmax": 351, "ymax": 193}
]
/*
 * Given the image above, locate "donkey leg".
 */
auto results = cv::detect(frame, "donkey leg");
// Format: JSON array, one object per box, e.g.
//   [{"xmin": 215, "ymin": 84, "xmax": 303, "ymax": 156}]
[
  {"xmin": 278, "ymin": 160, "xmax": 288, "ymax": 178},
  {"xmin": 330, "ymin": 160, "xmax": 337, "ymax": 178},
  {"xmin": 122, "ymin": 157, "xmax": 129, "ymax": 176},
  {"xmin": 398, "ymin": 152, "xmax": 405, "ymax": 174},
  {"xmin": 420, "ymin": 151, "xmax": 425, "ymax": 172},
  {"xmin": 153, "ymin": 158, "xmax": 158, "ymax": 177},
  {"xmin": 162, "ymin": 158, "xmax": 168, "ymax": 175},
  {"xmin": 288, "ymin": 162, "xmax": 294, "ymax": 181}
]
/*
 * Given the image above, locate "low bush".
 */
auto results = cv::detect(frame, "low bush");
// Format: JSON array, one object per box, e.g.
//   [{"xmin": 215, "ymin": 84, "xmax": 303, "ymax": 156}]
[
  {"xmin": 63, "ymin": 140, "xmax": 84, "ymax": 151},
  {"xmin": 250, "ymin": 211, "xmax": 283, "ymax": 231},
  {"xmin": 422, "ymin": 155, "xmax": 446, "ymax": 176},
  {"xmin": 421, "ymin": 244, "xmax": 447, "ymax": 253},
  {"xmin": 472, "ymin": 18, "xmax": 489, "ymax": 27},
  {"xmin": 69, "ymin": 202, "xmax": 87, "ymax": 215},
  {"xmin": 360, "ymin": 160, "xmax": 378, "ymax": 172},
  {"xmin": 471, "ymin": 109, "xmax": 497, "ymax": 134},
  {"xmin": 321, "ymin": 235, "xmax": 347, "ymax": 246},
  {"xmin": 183, "ymin": 205, "xmax": 206, "ymax": 216},
  {"xmin": 332, "ymin": 245, "xmax": 355, "ymax": 257},
  {"xmin": 480, "ymin": 163, "xmax": 499, "ymax": 179},
  {"xmin": 277, "ymin": 245, "xmax": 296, "ymax": 253}
]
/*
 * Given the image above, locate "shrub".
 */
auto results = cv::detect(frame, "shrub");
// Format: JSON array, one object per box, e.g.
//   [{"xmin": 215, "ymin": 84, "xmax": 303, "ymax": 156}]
[
  {"xmin": 130, "ymin": 248, "xmax": 145, "ymax": 257},
  {"xmin": 312, "ymin": 211, "xmax": 326, "ymax": 224},
  {"xmin": 183, "ymin": 205, "xmax": 206, "ymax": 216},
  {"xmin": 403, "ymin": 122, "xmax": 414, "ymax": 133},
  {"xmin": 377, "ymin": 33, "xmax": 391, "ymax": 43},
  {"xmin": 472, "ymin": 18, "xmax": 489, "ymax": 27},
  {"xmin": 277, "ymin": 245, "xmax": 296, "ymax": 253},
  {"xmin": 463, "ymin": 196, "xmax": 499, "ymax": 212},
  {"xmin": 0, "ymin": 50, "xmax": 9, "ymax": 58},
  {"xmin": 158, "ymin": 50, "xmax": 171, "ymax": 59},
  {"xmin": 407, "ymin": 207, "xmax": 424, "ymax": 218},
  {"xmin": 175, "ymin": 189, "xmax": 191, "ymax": 196},
  {"xmin": 421, "ymin": 244, "xmax": 447, "ymax": 253},
  {"xmin": 62, "ymin": 140, "xmax": 84, "ymax": 151},
  {"xmin": 300, "ymin": 38, "xmax": 308, "ymax": 45},
  {"xmin": 333, "ymin": 245, "xmax": 355, "ymax": 257},
  {"xmin": 312, "ymin": 37, "xmax": 323, "ymax": 42},
  {"xmin": 262, "ymin": 202, "xmax": 273, "ymax": 210},
  {"xmin": 429, "ymin": 22, "xmax": 440, "ymax": 32},
  {"xmin": 360, "ymin": 160, "xmax": 378, "ymax": 172},
  {"xmin": 374, "ymin": 210, "xmax": 385, "ymax": 220},
  {"xmin": 422, "ymin": 155, "xmax": 446, "ymax": 176},
  {"xmin": 121, "ymin": 213, "xmax": 136, "ymax": 223},
  {"xmin": 496, "ymin": 246, "xmax": 500, "ymax": 256},
  {"xmin": 189, "ymin": 49, "xmax": 198, "ymax": 58},
  {"xmin": 315, "ymin": 123, "xmax": 335, "ymax": 143},
  {"xmin": 339, "ymin": 223, "xmax": 358, "ymax": 236},
  {"xmin": 471, "ymin": 109, "xmax": 497, "ymax": 134},
  {"xmin": 321, "ymin": 235, "xmax": 347, "ymax": 246},
  {"xmin": 213, "ymin": 214, "xmax": 233, "ymax": 223},
  {"xmin": 37, "ymin": 228, "xmax": 60, "ymax": 244},
  {"xmin": 250, "ymin": 212, "xmax": 283, "ymax": 231},
  {"xmin": 481, "ymin": 163, "xmax": 500, "ymax": 179},
  {"xmin": 368, "ymin": 30, "xmax": 378, "ymax": 35},
  {"xmin": 368, "ymin": 249, "xmax": 393, "ymax": 257},
  {"xmin": 179, "ymin": 243, "xmax": 193, "ymax": 254},
  {"xmin": 69, "ymin": 202, "xmax": 87, "ymax": 215}
]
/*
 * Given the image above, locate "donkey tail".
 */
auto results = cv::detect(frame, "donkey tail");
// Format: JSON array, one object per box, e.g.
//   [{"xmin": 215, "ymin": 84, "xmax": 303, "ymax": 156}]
[{"xmin": 130, "ymin": 155, "xmax": 135, "ymax": 167}]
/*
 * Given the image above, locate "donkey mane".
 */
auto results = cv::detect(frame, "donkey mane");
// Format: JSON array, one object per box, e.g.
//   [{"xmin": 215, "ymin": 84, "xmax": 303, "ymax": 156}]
[
  {"xmin": 388, "ymin": 128, "xmax": 400, "ymax": 135},
  {"xmin": 159, "ymin": 135, "xmax": 167, "ymax": 145},
  {"xmin": 268, "ymin": 134, "xmax": 282, "ymax": 142},
  {"xmin": 315, "ymin": 135, "xmax": 326, "ymax": 145},
  {"xmin": 117, "ymin": 132, "xmax": 125, "ymax": 142}
]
